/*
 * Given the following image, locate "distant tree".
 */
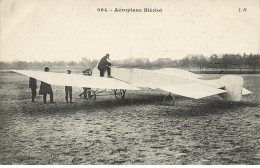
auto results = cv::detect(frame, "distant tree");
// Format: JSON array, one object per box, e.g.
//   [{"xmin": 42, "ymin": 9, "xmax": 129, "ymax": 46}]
[
  {"xmin": 209, "ymin": 54, "xmax": 221, "ymax": 69},
  {"xmin": 13, "ymin": 61, "xmax": 28, "ymax": 69},
  {"xmin": 235, "ymin": 54, "xmax": 243, "ymax": 68},
  {"xmin": 221, "ymin": 54, "xmax": 231, "ymax": 70},
  {"xmin": 53, "ymin": 61, "xmax": 65, "ymax": 66},
  {"xmin": 246, "ymin": 54, "xmax": 260, "ymax": 73},
  {"xmin": 180, "ymin": 57, "xmax": 191, "ymax": 68},
  {"xmin": 190, "ymin": 56, "xmax": 199, "ymax": 67},
  {"xmin": 197, "ymin": 56, "xmax": 208, "ymax": 70},
  {"xmin": 90, "ymin": 60, "xmax": 98, "ymax": 69},
  {"xmin": 0, "ymin": 62, "xmax": 9, "ymax": 69},
  {"xmin": 81, "ymin": 58, "xmax": 91, "ymax": 68},
  {"xmin": 135, "ymin": 59, "xmax": 143, "ymax": 66},
  {"xmin": 68, "ymin": 61, "xmax": 77, "ymax": 67}
]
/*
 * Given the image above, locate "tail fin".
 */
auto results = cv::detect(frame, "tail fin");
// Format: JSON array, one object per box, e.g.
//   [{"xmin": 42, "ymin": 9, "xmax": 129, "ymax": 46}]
[
  {"xmin": 218, "ymin": 75, "xmax": 243, "ymax": 101},
  {"xmin": 242, "ymin": 87, "xmax": 252, "ymax": 95}
]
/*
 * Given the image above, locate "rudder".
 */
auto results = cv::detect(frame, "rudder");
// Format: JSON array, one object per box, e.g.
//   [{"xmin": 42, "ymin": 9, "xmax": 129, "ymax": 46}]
[{"xmin": 218, "ymin": 75, "xmax": 243, "ymax": 101}]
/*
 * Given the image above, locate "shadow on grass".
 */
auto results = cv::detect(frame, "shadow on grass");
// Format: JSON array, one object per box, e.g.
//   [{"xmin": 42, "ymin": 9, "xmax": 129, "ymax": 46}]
[
  {"xmin": 162, "ymin": 99, "xmax": 258, "ymax": 117},
  {"xmin": 18, "ymin": 92, "xmax": 259, "ymax": 118}
]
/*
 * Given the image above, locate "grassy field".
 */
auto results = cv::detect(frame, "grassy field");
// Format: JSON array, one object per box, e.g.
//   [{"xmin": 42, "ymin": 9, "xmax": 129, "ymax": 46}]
[{"xmin": 0, "ymin": 72, "xmax": 259, "ymax": 165}]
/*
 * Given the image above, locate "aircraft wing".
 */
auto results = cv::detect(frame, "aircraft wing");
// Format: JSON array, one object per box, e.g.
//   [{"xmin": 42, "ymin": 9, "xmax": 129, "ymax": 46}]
[
  {"xmin": 111, "ymin": 67, "xmax": 216, "ymax": 88},
  {"xmin": 159, "ymin": 83, "xmax": 227, "ymax": 99},
  {"xmin": 153, "ymin": 68, "xmax": 202, "ymax": 79},
  {"xmin": 12, "ymin": 70, "xmax": 140, "ymax": 90},
  {"xmin": 111, "ymin": 67, "xmax": 228, "ymax": 99}
]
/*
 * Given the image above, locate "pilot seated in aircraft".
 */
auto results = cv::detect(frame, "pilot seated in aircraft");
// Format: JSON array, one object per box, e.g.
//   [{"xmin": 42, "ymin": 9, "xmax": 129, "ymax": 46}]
[
  {"xmin": 39, "ymin": 67, "xmax": 55, "ymax": 104},
  {"xmin": 65, "ymin": 70, "xmax": 73, "ymax": 103},
  {"xmin": 98, "ymin": 53, "xmax": 112, "ymax": 78}
]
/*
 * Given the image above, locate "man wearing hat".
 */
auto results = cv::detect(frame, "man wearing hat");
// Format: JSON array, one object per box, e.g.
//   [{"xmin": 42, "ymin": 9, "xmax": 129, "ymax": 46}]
[
  {"xmin": 39, "ymin": 67, "xmax": 55, "ymax": 104},
  {"xmin": 65, "ymin": 70, "xmax": 73, "ymax": 103},
  {"xmin": 97, "ymin": 54, "xmax": 112, "ymax": 77}
]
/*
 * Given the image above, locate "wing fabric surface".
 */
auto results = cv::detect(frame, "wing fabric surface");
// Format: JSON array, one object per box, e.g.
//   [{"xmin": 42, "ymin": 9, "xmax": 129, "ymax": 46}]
[
  {"xmin": 111, "ymin": 68, "xmax": 217, "ymax": 88},
  {"xmin": 160, "ymin": 84, "xmax": 227, "ymax": 99},
  {"xmin": 153, "ymin": 68, "xmax": 202, "ymax": 79},
  {"xmin": 111, "ymin": 67, "xmax": 227, "ymax": 99},
  {"xmin": 12, "ymin": 70, "xmax": 140, "ymax": 90}
]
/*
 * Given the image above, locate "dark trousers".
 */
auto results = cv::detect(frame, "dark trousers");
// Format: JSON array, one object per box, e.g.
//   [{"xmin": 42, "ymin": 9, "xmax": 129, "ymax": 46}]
[
  {"xmin": 99, "ymin": 67, "xmax": 111, "ymax": 77},
  {"xmin": 65, "ymin": 86, "xmax": 72, "ymax": 102},
  {"xmin": 31, "ymin": 88, "xmax": 36, "ymax": 101},
  {"xmin": 43, "ymin": 92, "xmax": 53, "ymax": 104}
]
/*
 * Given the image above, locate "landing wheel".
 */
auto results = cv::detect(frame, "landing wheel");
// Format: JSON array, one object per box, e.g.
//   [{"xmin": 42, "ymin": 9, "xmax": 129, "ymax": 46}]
[
  {"xmin": 114, "ymin": 89, "xmax": 126, "ymax": 100},
  {"xmin": 86, "ymin": 90, "xmax": 96, "ymax": 103},
  {"xmin": 163, "ymin": 93, "xmax": 175, "ymax": 105}
]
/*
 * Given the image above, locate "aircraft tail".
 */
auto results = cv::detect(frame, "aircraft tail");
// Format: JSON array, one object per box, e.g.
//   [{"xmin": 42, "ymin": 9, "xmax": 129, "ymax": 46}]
[{"xmin": 218, "ymin": 75, "xmax": 251, "ymax": 101}]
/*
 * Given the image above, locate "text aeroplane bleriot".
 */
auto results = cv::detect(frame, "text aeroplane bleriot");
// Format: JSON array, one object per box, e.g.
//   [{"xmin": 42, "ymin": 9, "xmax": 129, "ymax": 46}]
[{"xmin": 12, "ymin": 67, "xmax": 252, "ymax": 104}]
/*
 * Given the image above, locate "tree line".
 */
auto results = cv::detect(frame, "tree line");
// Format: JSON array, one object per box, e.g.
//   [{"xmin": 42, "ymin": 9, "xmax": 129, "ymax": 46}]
[
  {"xmin": 0, "ymin": 59, "xmax": 99, "ymax": 71},
  {"xmin": 113, "ymin": 54, "xmax": 260, "ymax": 73},
  {"xmin": 179, "ymin": 54, "xmax": 260, "ymax": 71},
  {"xmin": 0, "ymin": 54, "xmax": 259, "ymax": 73}
]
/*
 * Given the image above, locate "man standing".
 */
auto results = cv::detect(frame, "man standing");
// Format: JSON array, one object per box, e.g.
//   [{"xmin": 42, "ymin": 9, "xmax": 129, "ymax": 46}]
[
  {"xmin": 39, "ymin": 67, "xmax": 55, "ymax": 104},
  {"xmin": 82, "ymin": 68, "xmax": 92, "ymax": 99},
  {"xmin": 65, "ymin": 70, "xmax": 73, "ymax": 103},
  {"xmin": 97, "ymin": 54, "xmax": 112, "ymax": 77},
  {"xmin": 29, "ymin": 77, "xmax": 37, "ymax": 102}
]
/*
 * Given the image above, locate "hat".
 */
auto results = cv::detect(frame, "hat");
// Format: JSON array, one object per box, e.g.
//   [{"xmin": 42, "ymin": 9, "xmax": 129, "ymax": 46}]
[
  {"xmin": 106, "ymin": 53, "xmax": 110, "ymax": 59},
  {"xmin": 44, "ymin": 66, "xmax": 50, "ymax": 72}
]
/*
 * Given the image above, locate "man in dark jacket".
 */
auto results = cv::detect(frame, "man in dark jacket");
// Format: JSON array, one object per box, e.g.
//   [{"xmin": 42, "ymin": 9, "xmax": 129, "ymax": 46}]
[
  {"xmin": 97, "ymin": 54, "xmax": 112, "ymax": 77},
  {"xmin": 29, "ymin": 77, "xmax": 37, "ymax": 102},
  {"xmin": 39, "ymin": 67, "xmax": 55, "ymax": 104},
  {"xmin": 65, "ymin": 70, "xmax": 73, "ymax": 103}
]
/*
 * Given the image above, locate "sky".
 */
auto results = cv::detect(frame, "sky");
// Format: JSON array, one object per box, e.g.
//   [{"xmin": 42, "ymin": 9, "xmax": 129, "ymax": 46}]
[{"xmin": 1, "ymin": 0, "xmax": 260, "ymax": 62}]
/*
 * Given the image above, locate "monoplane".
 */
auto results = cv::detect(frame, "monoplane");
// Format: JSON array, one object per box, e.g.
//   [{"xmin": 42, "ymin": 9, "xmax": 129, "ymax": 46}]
[{"xmin": 12, "ymin": 67, "xmax": 252, "ymax": 104}]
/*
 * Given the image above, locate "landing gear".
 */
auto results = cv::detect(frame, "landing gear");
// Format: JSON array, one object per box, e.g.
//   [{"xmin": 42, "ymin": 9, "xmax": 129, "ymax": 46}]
[
  {"xmin": 80, "ymin": 89, "xmax": 126, "ymax": 103},
  {"xmin": 86, "ymin": 89, "xmax": 96, "ymax": 103},
  {"xmin": 163, "ymin": 93, "xmax": 175, "ymax": 105},
  {"xmin": 113, "ymin": 89, "xmax": 126, "ymax": 100}
]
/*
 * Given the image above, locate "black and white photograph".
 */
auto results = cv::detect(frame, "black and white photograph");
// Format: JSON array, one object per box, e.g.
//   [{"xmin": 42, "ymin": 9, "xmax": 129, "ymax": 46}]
[{"xmin": 0, "ymin": 0, "xmax": 259, "ymax": 165}]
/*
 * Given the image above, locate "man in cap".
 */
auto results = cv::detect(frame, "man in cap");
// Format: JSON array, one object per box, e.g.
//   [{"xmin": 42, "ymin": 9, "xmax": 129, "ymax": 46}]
[
  {"xmin": 39, "ymin": 67, "xmax": 55, "ymax": 104},
  {"xmin": 65, "ymin": 70, "xmax": 73, "ymax": 103},
  {"xmin": 97, "ymin": 54, "xmax": 112, "ymax": 77}
]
